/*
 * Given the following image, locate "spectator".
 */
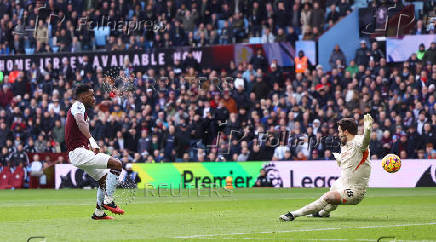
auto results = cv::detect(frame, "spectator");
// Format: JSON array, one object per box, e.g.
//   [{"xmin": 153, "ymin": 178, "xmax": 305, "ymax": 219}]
[
  {"xmin": 413, "ymin": 20, "xmax": 428, "ymax": 35},
  {"xmin": 10, "ymin": 144, "xmax": 28, "ymax": 167},
  {"xmin": 286, "ymin": 26, "xmax": 299, "ymax": 46},
  {"xmin": 262, "ymin": 28, "xmax": 275, "ymax": 44},
  {"xmin": 0, "ymin": 147, "xmax": 10, "ymax": 167},
  {"xmin": 52, "ymin": 120, "xmax": 65, "ymax": 152},
  {"xmin": 329, "ymin": 45, "xmax": 346, "ymax": 70},
  {"xmin": 326, "ymin": 4, "xmax": 340, "ymax": 24},
  {"xmin": 295, "ymin": 50, "xmax": 309, "ymax": 73},
  {"xmin": 416, "ymin": 43, "xmax": 426, "ymax": 61},
  {"xmin": 121, "ymin": 163, "xmax": 141, "ymax": 188},
  {"xmin": 423, "ymin": 42, "xmax": 436, "ymax": 65},
  {"xmin": 355, "ymin": 40, "xmax": 371, "ymax": 66},
  {"xmin": 254, "ymin": 169, "xmax": 272, "ymax": 187},
  {"xmin": 250, "ymin": 49, "xmax": 268, "ymax": 72},
  {"xmin": 0, "ymin": 84, "xmax": 14, "ymax": 107},
  {"xmin": 272, "ymin": 140, "xmax": 290, "ymax": 161},
  {"xmin": 301, "ymin": 3, "xmax": 312, "ymax": 36},
  {"xmin": 311, "ymin": 2, "xmax": 325, "ymax": 32},
  {"xmin": 370, "ymin": 42, "xmax": 385, "ymax": 63}
]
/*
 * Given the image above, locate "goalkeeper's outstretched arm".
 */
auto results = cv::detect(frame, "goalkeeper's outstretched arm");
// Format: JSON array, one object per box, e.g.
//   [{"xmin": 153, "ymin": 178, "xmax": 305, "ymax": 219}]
[{"xmin": 361, "ymin": 114, "xmax": 373, "ymax": 152}]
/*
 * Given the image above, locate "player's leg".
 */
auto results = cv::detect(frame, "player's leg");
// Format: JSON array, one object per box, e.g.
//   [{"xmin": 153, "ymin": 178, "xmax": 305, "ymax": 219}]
[
  {"xmin": 311, "ymin": 181, "xmax": 342, "ymax": 218},
  {"xmin": 102, "ymin": 157, "xmax": 125, "ymax": 215},
  {"xmin": 92, "ymin": 174, "xmax": 113, "ymax": 220},
  {"xmin": 69, "ymin": 148, "xmax": 114, "ymax": 220},
  {"xmin": 317, "ymin": 189, "xmax": 365, "ymax": 218},
  {"xmin": 279, "ymin": 191, "xmax": 341, "ymax": 221},
  {"xmin": 317, "ymin": 204, "xmax": 337, "ymax": 217},
  {"xmin": 78, "ymin": 151, "xmax": 125, "ymax": 215}
]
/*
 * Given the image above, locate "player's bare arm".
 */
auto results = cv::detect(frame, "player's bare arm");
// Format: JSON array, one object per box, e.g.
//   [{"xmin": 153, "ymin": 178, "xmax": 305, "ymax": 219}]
[
  {"xmin": 73, "ymin": 112, "xmax": 91, "ymax": 139},
  {"xmin": 73, "ymin": 112, "xmax": 100, "ymax": 153}
]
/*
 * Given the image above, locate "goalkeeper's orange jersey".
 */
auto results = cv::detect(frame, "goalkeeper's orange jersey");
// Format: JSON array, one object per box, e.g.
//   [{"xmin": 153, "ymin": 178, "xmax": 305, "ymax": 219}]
[{"xmin": 336, "ymin": 135, "xmax": 371, "ymax": 191}]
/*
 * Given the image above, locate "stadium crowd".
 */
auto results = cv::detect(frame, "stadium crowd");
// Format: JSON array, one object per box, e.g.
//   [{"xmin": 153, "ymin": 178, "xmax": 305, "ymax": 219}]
[
  {"xmin": 0, "ymin": 0, "xmax": 358, "ymax": 54},
  {"xmin": 0, "ymin": 39, "xmax": 435, "ymax": 167},
  {"xmin": 0, "ymin": 0, "xmax": 435, "ymax": 172}
]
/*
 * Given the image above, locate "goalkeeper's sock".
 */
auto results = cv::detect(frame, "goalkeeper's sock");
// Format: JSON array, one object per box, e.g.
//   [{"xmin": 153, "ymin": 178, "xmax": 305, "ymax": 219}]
[
  {"xmin": 319, "ymin": 204, "xmax": 337, "ymax": 217},
  {"xmin": 104, "ymin": 170, "xmax": 119, "ymax": 204},
  {"xmin": 291, "ymin": 195, "xmax": 328, "ymax": 217}
]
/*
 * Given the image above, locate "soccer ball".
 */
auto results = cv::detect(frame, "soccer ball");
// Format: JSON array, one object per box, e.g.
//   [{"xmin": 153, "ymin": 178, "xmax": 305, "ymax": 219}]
[{"xmin": 382, "ymin": 154, "xmax": 401, "ymax": 173}]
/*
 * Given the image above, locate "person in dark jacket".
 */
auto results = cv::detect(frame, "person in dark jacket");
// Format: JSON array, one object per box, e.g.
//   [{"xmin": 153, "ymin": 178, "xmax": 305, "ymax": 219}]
[
  {"xmin": 329, "ymin": 44, "xmax": 347, "ymax": 70},
  {"xmin": 423, "ymin": 42, "xmax": 436, "ymax": 65},
  {"xmin": 175, "ymin": 123, "xmax": 191, "ymax": 162},
  {"xmin": 12, "ymin": 74, "xmax": 27, "ymax": 96},
  {"xmin": 120, "ymin": 163, "xmax": 141, "ymax": 188},
  {"xmin": 370, "ymin": 41, "xmax": 385, "ymax": 63},
  {"xmin": 310, "ymin": 2, "xmax": 325, "ymax": 31},
  {"xmin": 252, "ymin": 76, "xmax": 270, "ymax": 101},
  {"xmin": 250, "ymin": 49, "xmax": 268, "ymax": 72},
  {"xmin": 254, "ymin": 169, "xmax": 273, "ymax": 187},
  {"xmin": 355, "ymin": 40, "xmax": 371, "ymax": 66}
]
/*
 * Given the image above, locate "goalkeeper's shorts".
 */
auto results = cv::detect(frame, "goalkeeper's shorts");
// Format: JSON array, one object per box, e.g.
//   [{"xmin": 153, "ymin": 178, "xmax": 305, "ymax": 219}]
[{"xmin": 330, "ymin": 181, "xmax": 366, "ymax": 205}]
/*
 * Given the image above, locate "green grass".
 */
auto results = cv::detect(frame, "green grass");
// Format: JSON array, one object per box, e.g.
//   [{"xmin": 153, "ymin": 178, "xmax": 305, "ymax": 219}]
[{"xmin": 1, "ymin": 188, "xmax": 436, "ymax": 241}]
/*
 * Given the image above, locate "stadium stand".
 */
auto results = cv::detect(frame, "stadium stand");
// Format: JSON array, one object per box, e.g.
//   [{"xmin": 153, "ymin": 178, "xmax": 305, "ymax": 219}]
[{"xmin": 0, "ymin": 0, "xmax": 435, "ymax": 189}]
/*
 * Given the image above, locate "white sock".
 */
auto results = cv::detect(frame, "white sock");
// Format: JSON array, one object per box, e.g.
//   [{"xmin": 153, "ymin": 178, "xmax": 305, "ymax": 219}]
[
  {"xmin": 291, "ymin": 196, "xmax": 328, "ymax": 217},
  {"xmin": 104, "ymin": 171, "xmax": 119, "ymax": 204},
  {"xmin": 319, "ymin": 204, "xmax": 337, "ymax": 217},
  {"xmin": 94, "ymin": 207, "xmax": 104, "ymax": 216},
  {"xmin": 97, "ymin": 187, "xmax": 104, "ymax": 206}
]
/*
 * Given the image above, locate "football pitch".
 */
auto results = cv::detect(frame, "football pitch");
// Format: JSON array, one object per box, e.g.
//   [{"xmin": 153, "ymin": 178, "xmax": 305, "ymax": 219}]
[{"xmin": 1, "ymin": 188, "xmax": 436, "ymax": 241}]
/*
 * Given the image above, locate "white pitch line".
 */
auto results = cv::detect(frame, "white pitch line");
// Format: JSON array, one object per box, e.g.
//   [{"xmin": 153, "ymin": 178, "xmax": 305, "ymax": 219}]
[{"xmin": 173, "ymin": 222, "xmax": 436, "ymax": 239}]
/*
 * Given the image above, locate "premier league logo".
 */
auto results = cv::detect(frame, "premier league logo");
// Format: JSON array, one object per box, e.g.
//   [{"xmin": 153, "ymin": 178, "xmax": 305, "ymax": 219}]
[{"xmin": 416, "ymin": 166, "xmax": 436, "ymax": 187}]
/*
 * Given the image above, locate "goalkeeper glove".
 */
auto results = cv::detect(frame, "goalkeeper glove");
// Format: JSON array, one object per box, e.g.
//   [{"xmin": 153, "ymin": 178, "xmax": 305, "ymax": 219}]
[{"xmin": 363, "ymin": 113, "xmax": 373, "ymax": 131}]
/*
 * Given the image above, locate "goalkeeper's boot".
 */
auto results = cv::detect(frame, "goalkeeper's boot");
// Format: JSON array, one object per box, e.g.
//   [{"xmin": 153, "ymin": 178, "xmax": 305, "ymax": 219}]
[
  {"xmin": 307, "ymin": 211, "xmax": 330, "ymax": 218},
  {"xmin": 103, "ymin": 200, "xmax": 125, "ymax": 215},
  {"xmin": 279, "ymin": 212, "xmax": 295, "ymax": 222}
]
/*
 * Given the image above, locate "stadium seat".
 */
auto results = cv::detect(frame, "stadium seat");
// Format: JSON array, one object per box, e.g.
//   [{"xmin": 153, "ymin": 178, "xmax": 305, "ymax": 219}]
[
  {"xmin": 9, "ymin": 167, "xmax": 24, "ymax": 189},
  {"xmin": 128, "ymin": 9, "xmax": 134, "ymax": 19},
  {"xmin": 94, "ymin": 26, "xmax": 110, "ymax": 47},
  {"xmin": 25, "ymin": 48, "xmax": 34, "ymax": 55},
  {"xmin": 0, "ymin": 167, "xmax": 12, "ymax": 189},
  {"xmin": 217, "ymin": 20, "xmax": 226, "ymax": 30},
  {"xmin": 249, "ymin": 37, "xmax": 262, "ymax": 43}
]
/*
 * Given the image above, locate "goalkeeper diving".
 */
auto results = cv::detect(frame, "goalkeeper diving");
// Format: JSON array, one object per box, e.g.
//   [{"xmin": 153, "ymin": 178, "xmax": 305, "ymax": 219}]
[{"xmin": 280, "ymin": 114, "xmax": 374, "ymax": 221}]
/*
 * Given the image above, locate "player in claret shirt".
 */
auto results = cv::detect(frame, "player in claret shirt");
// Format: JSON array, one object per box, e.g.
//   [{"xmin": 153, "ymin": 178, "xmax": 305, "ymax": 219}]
[
  {"xmin": 65, "ymin": 84, "xmax": 124, "ymax": 220},
  {"xmin": 279, "ymin": 114, "xmax": 373, "ymax": 221}
]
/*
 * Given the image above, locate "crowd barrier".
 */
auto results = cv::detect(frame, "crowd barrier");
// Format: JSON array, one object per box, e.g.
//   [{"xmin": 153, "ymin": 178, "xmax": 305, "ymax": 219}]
[{"xmin": 54, "ymin": 159, "xmax": 436, "ymax": 189}]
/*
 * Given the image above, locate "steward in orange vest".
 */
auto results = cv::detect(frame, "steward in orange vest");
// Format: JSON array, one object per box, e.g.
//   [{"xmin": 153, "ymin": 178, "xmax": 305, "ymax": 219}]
[{"xmin": 295, "ymin": 50, "xmax": 308, "ymax": 73}]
